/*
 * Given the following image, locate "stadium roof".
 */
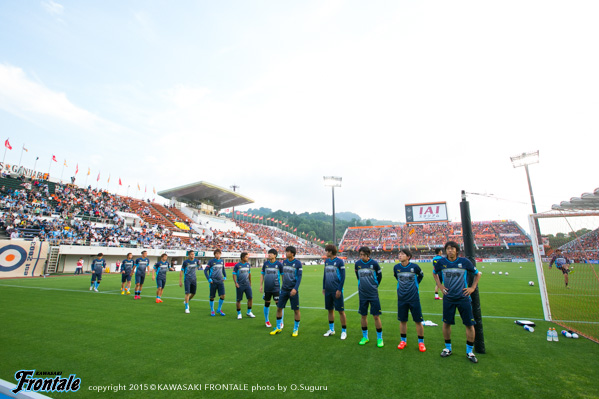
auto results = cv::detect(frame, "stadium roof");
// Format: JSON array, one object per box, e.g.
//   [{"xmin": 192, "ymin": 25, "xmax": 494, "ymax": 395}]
[
  {"xmin": 157, "ymin": 181, "xmax": 254, "ymax": 210},
  {"xmin": 551, "ymin": 187, "xmax": 599, "ymax": 211}
]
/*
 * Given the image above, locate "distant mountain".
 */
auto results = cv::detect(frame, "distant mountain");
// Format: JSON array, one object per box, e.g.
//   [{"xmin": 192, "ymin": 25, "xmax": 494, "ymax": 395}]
[{"xmin": 336, "ymin": 212, "xmax": 361, "ymax": 222}]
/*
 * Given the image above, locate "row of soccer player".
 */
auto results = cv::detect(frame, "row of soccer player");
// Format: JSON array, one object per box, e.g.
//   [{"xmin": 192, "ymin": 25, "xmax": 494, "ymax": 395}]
[{"xmin": 87, "ymin": 241, "xmax": 481, "ymax": 363}]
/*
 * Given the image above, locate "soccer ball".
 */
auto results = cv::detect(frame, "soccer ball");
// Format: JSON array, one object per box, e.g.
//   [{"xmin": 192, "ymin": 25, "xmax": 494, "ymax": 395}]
[
  {"xmin": 529, "ymin": 281, "xmax": 535, "ymax": 286},
  {"xmin": 505, "ymin": 272, "xmax": 509, "ymax": 276},
  {"xmin": 492, "ymin": 271, "xmax": 495, "ymax": 275},
  {"xmin": 499, "ymin": 271, "xmax": 503, "ymax": 275}
]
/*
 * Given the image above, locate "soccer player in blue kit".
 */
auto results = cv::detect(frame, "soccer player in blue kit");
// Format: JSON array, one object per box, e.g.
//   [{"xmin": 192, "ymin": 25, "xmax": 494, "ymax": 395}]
[
  {"xmin": 89, "ymin": 253, "xmax": 106, "ymax": 292},
  {"xmin": 133, "ymin": 250, "xmax": 150, "ymax": 300},
  {"xmin": 393, "ymin": 248, "xmax": 426, "ymax": 352},
  {"xmin": 180, "ymin": 250, "xmax": 201, "ymax": 313},
  {"xmin": 205, "ymin": 249, "xmax": 227, "ymax": 316},
  {"xmin": 433, "ymin": 241, "xmax": 482, "ymax": 363},
  {"xmin": 120, "ymin": 253, "xmax": 134, "ymax": 295},
  {"xmin": 233, "ymin": 252, "xmax": 255, "ymax": 319},
  {"xmin": 432, "ymin": 248, "xmax": 443, "ymax": 300},
  {"xmin": 322, "ymin": 244, "xmax": 347, "ymax": 340},
  {"xmin": 260, "ymin": 249, "xmax": 283, "ymax": 328},
  {"xmin": 355, "ymin": 246, "xmax": 384, "ymax": 347},
  {"xmin": 549, "ymin": 249, "xmax": 571, "ymax": 288},
  {"xmin": 270, "ymin": 246, "xmax": 302, "ymax": 337},
  {"xmin": 153, "ymin": 253, "xmax": 172, "ymax": 303}
]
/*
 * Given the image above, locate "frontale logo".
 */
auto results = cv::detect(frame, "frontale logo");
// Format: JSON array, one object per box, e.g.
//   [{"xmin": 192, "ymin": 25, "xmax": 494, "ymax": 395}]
[{"xmin": 12, "ymin": 370, "xmax": 81, "ymax": 394}]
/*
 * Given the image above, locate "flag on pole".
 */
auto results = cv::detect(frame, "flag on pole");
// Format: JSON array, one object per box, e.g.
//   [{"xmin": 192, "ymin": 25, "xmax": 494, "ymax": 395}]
[
  {"xmin": 87, "ymin": 167, "xmax": 90, "ymax": 175},
  {"xmin": 4, "ymin": 139, "xmax": 12, "ymax": 150},
  {"xmin": 63, "ymin": 160, "xmax": 68, "ymax": 167},
  {"xmin": 22, "ymin": 145, "xmax": 28, "ymax": 152},
  {"xmin": 145, "ymin": 185, "xmax": 147, "ymax": 193},
  {"xmin": 137, "ymin": 183, "xmax": 140, "ymax": 190},
  {"xmin": 107, "ymin": 175, "xmax": 110, "ymax": 183},
  {"xmin": 96, "ymin": 172, "xmax": 100, "ymax": 182},
  {"xmin": 52, "ymin": 155, "xmax": 57, "ymax": 162},
  {"xmin": 75, "ymin": 164, "xmax": 79, "ymax": 174},
  {"xmin": 293, "ymin": 228, "xmax": 297, "ymax": 232},
  {"xmin": 119, "ymin": 178, "xmax": 122, "ymax": 186},
  {"xmin": 153, "ymin": 187, "xmax": 156, "ymax": 194}
]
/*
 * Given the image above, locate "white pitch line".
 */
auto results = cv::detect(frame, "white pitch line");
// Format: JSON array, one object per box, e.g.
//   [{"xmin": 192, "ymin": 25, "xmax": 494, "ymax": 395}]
[
  {"xmin": 0, "ymin": 284, "xmax": 548, "ymax": 321},
  {"xmin": 344, "ymin": 290, "xmax": 359, "ymax": 300}
]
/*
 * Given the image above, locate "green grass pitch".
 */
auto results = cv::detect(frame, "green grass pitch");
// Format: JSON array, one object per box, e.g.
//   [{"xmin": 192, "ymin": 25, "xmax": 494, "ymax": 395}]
[{"xmin": 1, "ymin": 262, "xmax": 598, "ymax": 399}]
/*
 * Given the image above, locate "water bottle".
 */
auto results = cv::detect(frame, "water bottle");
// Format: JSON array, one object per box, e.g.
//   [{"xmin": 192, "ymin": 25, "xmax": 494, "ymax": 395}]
[
  {"xmin": 561, "ymin": 330, "xmax": 571, "ymax": 338},
  {"xmin": 547, "ymin": 328, "xmax": 552, "ymax": 341},
  {"xmin": 523, "ymin": 325, "xmax": 534, "ymax": 332},
  {"xmin": 552, "ymin": 328, "xmax": 559, "ymax": 342}
]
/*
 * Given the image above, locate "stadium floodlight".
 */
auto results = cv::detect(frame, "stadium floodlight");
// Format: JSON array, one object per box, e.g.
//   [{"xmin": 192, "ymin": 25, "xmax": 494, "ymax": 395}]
[
  {"xmin": 510, "ymin": 151, "xmax": 541, "ymax": 240},
  {"xmin": 323, "ymin": 176, "xmax": 342, "ymax": 246}
]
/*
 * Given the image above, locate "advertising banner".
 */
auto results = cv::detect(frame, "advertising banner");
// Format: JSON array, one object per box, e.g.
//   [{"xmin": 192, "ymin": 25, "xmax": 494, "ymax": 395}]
[{"xmin": 0, "ymin": 240, "xmax": 49, "ymax": 278}]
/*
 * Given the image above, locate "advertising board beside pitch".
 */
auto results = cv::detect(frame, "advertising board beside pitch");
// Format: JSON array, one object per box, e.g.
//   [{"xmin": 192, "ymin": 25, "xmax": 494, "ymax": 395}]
[{"xmin": 0, "ymin": 240, "xmax": 49, "ymax": 278}]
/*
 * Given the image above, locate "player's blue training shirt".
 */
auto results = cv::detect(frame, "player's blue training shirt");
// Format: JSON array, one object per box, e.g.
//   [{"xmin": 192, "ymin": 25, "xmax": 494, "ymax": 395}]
[
  {"xmin": 281, "ymin": 259, "xmax": 303, "ymax": 292},
  {"xmin": 135, "ymin": 257, "xmax": 150, "ymax": 275},
  {"xmin": 182, "ymin": 259, "xmax": 200, "ymax": 282},
  {"xmin": 393, "ymin": 262, "xmax": 424, "ymax": 303},
  {"xmin": 433, "ymin": 257, "xmax": 479, "ymax": 301},
  {"xmin": 154, "ymin": 261, "xmax": 170, "ymax": 280},
  {"xmin": 261, "ymin": 260, "xmax": 282, "ymax": 292},
  {"xmin": 205, "ymin": 258, "xmax": 226, "ymax": 283},
  {"xmin": 233, "ymin": 262, "xmax": 251, "ymax": 288},
  {"xmin": 355, "ymin": 258, "xmax": 382, "ymax": 300},
  {"xmin": 120, "ymin": 259, "xmax": 134, "ymax": 275},
  {"xmin": 432, "ymin": 255, "xmax": 444, "ymax": 283},
  {"xmin": 91, "ymin": 259, "xmax": 106, "ymax": 273},
  {"xmin": 323, "ymin": 257, "xmax": 346, "ymax": 292},
  {"xmin": 550, "ymin": 254, "xmax": 569, "ymax": 268}
]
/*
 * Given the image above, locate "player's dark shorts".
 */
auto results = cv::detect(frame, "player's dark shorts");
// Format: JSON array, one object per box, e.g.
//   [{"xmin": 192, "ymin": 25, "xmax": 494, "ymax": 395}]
[
  {"xmin": 397, "ymin": 299, "xmax": 424, "ymax": 322},
  {"xmin": 156, "ymin": 277, "xmax": 166, "ymax": 289},
  {"xmin": 236, "ymin": 285, "xmax": 252, "ymax": 302},
  {"xmin": 135, "ymin": 273, "xmax": 145, "ymax": 285},
  {"xmin": 263, "ymin": 291, "xmax": 279, "ymax": 302},
  {"xmin": 443, "ymin": 298, "xmax": 476, "ymax": 326},
  {"xmin": 557, "ymin": 266, "xmax": 569, "ymax": 275},
  {"xmin": 358, "ymin": 295, "xmax": 381, "ymax": 316},
  {"xmin": 184, "ymin": 279, "xmax": 197, "ymax": 295},
  {"xmin": 91, "ymin": 272, "xmax": 102, "ymax": 282},
  {"xmin": 324, "ymin": 291, "xmax": 345, "ymax": 312},
  {"xmin": 121, "ymin": 273, "xmax": 132, "ymax": 283},
  {"xmin": 277, "ymin": 290, "xmax": 300, "ymax": 310},
  {"xmin": 209, "ymin": 281, "xmax": 225, "ymax": 298}
]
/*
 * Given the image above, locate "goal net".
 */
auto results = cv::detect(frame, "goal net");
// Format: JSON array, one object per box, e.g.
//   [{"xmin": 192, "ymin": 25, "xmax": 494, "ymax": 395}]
[{"xmin": 529, "ymin": 211, "xmax": 599, "ymax": 343}]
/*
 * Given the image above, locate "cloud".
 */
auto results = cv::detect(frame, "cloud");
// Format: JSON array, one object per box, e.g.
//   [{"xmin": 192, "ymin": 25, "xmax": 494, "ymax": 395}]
[
  {"xmin": 0, "ymin": 63, "xmax": 123, "ymax": 133},
  {"xmin": 41, "ymin": 0, "xmax": 64, "ymax": 16}
]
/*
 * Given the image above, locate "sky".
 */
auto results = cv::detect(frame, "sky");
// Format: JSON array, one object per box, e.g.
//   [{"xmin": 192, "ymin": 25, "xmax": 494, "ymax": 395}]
[{"xmin": 1, "ymin": 0, "xmax": 598, "ymax": 234}]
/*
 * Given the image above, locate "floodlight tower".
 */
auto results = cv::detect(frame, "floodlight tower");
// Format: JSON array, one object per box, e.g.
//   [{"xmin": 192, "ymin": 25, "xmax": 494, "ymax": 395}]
[
  {"xmin": 230, "ymin": 184, "xmax": 239, "ymax": 220},
  {"xmin": 323, "ymin": 176, "xmax": 342, "ymax": 246},
  {"xmin": 510, "ymin": 151, "xmax": 542, "ymax": 241}
]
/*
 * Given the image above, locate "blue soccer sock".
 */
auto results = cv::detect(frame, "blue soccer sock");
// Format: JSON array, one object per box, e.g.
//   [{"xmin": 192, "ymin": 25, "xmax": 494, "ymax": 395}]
[
  {"xmin": 362, "ymin": 328, "xmax": 368, "ymax": 339},
  {"xmin": 342, "ymin": 325, "xmax": 347, "ymax": 333},
  {"xmin": 376, "ymin": 328, "xmax": 383, "ymax": 340},
  {"xmin": 329, "ymin": 322, "xmax": 335, "ymax": 332},
  {"xmin": 401, "ymin": 334, "xmax": 407, "ymax": 343},
  {"xmin": 445, "ymin": 340, "xmax": 452, "ymax": 351},
  {"xmin": 276, "ymin": 317, "xmax": 282, "ymax": 329},
  {"xmin": 418, "ymin": 336, "xmax": 424, "ymax": 344},
  {"xmin": 185, "ymin": 302, "xmax": 189, "ymax": 309},
  {"xmin": 264, "ymin": 306, "xmax": 270, "ymax": 322},
  {"xmin": 237, "ymin": 310, "xmax": 242, "ymax": 316},
  {"xmin": 218, "ymin": 299, "xmax": 224, "ymax": 311},
  {"xmin": 294, "ymin": 320, "xmax": 300, "ymax": 331},
  {"xmin": 466, "ymin": 341, "xmax": 474, "ymax": 354},
  {"xmin": 210, "ymin": 300, "xmax": 215, "ymax": 312}
]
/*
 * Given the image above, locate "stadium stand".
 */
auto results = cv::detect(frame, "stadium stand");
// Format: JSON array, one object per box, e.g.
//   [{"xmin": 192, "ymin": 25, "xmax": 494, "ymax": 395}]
[
  {"xmin": 340, "ymin": 220, "xmax": 531, "ymax": 258},
  {"xmin": 559, "ymin": 227, "xmax": 599, "ymax": 261}
]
